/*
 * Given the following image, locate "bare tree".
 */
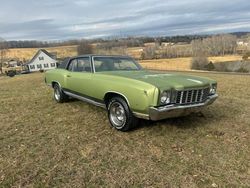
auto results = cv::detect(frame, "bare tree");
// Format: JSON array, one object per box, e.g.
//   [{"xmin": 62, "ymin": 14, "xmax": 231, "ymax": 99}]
[
  {"xmin": 77, "ymin": 40, "xmax": 93, "ymax": 55},
  {"xmin": 0, "ymin": 38, "xmax": 8, "ymax": 74},
  {"xmin": 191, "ymin": 34, "xmax": 237, "ymax": 57},
  {"xmin": 191, "ymin": 39, "xmax": 209, "ymax": 70},
  {"xmin": 141, "ymin": 46, "xmax": 157, "ymax": 60},
  {"xmin": 191, "ymin": 56, "xmax": 209, "ymax": 70},
  {"xmin": 161, "ymin": 44, "xmax": 192, "ymax": 58},
  {"xmin": 191, "ymin": 39, "xmax": 207, "ymax": 56},
  {"xmin": 95, "ymin": 46, "xmax": 127, "ymax": 56}
]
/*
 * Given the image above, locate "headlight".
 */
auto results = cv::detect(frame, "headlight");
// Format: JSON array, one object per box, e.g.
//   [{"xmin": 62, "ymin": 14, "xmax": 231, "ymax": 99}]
[
  {"xmin": 160, "ymin": 91, "xmax": 171, "ymax": 104},
  {"xmin": 210, "ymin": 84, "xmax": 217, "ymax": 95}
]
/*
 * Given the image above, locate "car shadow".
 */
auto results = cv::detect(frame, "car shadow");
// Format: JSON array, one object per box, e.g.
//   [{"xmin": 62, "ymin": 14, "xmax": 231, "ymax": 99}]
[
  {"xmin": 65, "ymin": 98, "xmax": 220, "ymax": 131},
  {"xmin": 66, "ymin": 97, "xmax": 79, "ymax": 103},
  {"xmin": 134, "ymin": 112, "xmax": 213, "ymax": 131}
]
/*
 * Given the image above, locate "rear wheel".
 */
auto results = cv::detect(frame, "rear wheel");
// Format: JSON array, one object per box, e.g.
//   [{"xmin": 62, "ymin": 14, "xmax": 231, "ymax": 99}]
[
  {"xmin": 107, "ymin": 97, "xmax": 138, "ymax": 131},
  {"xmin": 53, "ymin": 83, "xmax": 68, "ymax": 103}
]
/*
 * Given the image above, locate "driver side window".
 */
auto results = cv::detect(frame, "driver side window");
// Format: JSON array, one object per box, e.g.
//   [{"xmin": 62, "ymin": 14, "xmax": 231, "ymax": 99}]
[
  {"xmin": 77, "ymin": 58, "xmax": 91, "ymax": 72},
  {"xmin": 68, "ymin": 58, "xmax": 91, "ymax": 72},
  {"xmin": 68, "ymin": 59, "xmax": 77, "ymax": 71}
]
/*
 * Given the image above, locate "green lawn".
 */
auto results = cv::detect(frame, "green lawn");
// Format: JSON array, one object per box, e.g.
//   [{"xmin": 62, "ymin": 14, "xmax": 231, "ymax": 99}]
[{"xmin": 0, "ymin": 72, "xmax": 249, "ymax": 187}]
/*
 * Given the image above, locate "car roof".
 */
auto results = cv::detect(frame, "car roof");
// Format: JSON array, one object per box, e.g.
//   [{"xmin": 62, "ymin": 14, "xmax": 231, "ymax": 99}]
[
  {"xmin": 70, "ymin": 54, "xmax": 132, "ymax": 59},
  {"xmin": 58, "ymin": 55, "xmax": 134, "ymax": 70}
]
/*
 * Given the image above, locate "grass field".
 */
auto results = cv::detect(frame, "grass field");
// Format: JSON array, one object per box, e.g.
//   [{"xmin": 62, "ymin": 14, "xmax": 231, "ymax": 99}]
[
  {"xmin": 5, "ymin": 46, "xmax": 78, "ymax": 60},
  {"xmin": 0, "ymin": 71, "xmax": 250, "ymax": 187},
  {"xmin": 139, "ymin": 55, "xmax": 243, "ymax": 71},
  {"xmin": 6, "ymin": 45, "xmax": 142, "ymax": 61},
  {"xmin": 6, "ymin": 45, "xmax": 242, "ymax": 72}
]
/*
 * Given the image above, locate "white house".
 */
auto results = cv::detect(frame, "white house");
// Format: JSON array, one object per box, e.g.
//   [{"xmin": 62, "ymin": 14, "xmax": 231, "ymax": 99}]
[
  {"xmin": 237, "ymin": 41, "xmax": 249, "ymax": 46},
  {"xmin": 27, "ymin": 49, "xmax": 57, "ymax": 72},
  {"xmin": 161, "ymin": 42, "xmax": 174, "ymax": 47}
]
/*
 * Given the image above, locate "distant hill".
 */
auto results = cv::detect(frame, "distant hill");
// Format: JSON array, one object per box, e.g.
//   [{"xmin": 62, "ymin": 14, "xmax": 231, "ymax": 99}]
[
  {"xmin": 2, "ymin": 32, "xmax": 250, "ymax": 49},
  {"xmin": 230, "ymin": 32, "xmax": 250, "ymax": 38}
]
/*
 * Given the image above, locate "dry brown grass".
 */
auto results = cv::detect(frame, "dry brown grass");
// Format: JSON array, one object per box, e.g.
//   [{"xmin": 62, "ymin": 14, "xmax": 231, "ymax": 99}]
[
  {"xmin": 5, "ymin": 45, "xmax": 242, "ymax": 72},
  {"xmin": 6, "ymin": 45, "xmax": 143, "ymax": 61},
  {"xmin": 139, "ymin": 55, "xmax": 242, "ymax": 71},
  {"xmin": 0, "ymin": 72, "xmax": 249, "ymax": 187},
  {"xmin": 126, "ymin": 47, "xmax": 143, "ymax": 59},
  {"xmin": 5, "ymin": 45, "xmax": 78, "ymax": 61}
]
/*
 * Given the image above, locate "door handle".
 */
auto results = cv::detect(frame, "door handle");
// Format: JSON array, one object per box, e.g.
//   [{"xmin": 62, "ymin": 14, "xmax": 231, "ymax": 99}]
[{"xmin": 66, "ymin": 75, "xmax": 71, "ymax": 78}]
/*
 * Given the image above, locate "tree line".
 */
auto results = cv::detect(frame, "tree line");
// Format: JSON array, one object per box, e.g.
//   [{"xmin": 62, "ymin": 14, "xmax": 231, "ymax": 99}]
[
  {"xmin": 76, "ymin": 34, "xmax": 238, "ymax": 60},
  {"xmin": 141, "ymin": 34, "xmax": 238, "ymax": 60},
  {"xmin": 191, "ymin": 34, "xmax": 237, "ymax": 56},
  {"xmin": 3, "ymin": 34, "xmax": 215, "ymax": 49}
]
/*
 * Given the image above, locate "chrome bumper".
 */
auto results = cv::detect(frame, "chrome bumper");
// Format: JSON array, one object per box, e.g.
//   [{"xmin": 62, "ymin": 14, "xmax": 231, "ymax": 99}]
[{"xmin": 148, "ymin": 94, "xmax": 218, "ymax": 121}]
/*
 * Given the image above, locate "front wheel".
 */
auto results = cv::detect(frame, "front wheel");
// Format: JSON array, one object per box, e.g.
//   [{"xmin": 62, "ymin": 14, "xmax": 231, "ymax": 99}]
[
  {"xmin": 53, "ymin": 83, "xmax": 68, "ymax": 103},
  {"xmin": 107, "ymin": 97, "xmax": 138, "ymax": 131}
]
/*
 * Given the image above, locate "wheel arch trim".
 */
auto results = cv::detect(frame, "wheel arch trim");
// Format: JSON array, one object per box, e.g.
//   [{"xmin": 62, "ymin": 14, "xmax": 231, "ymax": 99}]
[
  {"xmin": 104, "ymin": 91, "xmax": 131, "ymax": 107},
  {"xmin": 51, "ymin": 81, "xmax": 62, "ymax": 88}
]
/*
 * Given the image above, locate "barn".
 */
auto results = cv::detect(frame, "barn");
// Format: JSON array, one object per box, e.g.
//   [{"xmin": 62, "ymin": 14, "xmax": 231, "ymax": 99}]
[{"xmin": 26, "ymin": 49, "xmax": 57, "ymax": 72}]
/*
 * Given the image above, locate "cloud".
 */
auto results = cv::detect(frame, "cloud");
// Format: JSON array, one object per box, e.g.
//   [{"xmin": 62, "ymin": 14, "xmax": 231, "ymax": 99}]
[{"xmin": 0, "ymin": 0, "xmax": 250, "ymax": 40}]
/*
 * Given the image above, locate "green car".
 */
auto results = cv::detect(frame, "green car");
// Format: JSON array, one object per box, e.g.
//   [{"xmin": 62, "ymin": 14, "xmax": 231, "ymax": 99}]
[{"xmin": 45, "ymin": 55, "xmax": 218, "ymax": 131}]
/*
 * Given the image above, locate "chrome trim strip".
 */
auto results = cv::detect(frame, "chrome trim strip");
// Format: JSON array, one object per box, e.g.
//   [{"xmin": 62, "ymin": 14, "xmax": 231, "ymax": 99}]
[
  {"xmin": 180, "ymin": 91, "xmax": 183, "ymax": 103},
  {"xmin": 175, "ymin": 86, "xmax": 210, "ymax": 91},
  {"xmin": 91, "ymin": 56, "xmax": 96, "ymax": 73},
  {"xmin": 185, "ymin": 91, "xmax": 188, "ymax": 103},
  {"xmin": 191, "ymin": 90, "xmax": 194, "ymax": 103},
  {"xmin": 104, "ymin": 91, "xmax": 131, "ymax": 107},
  {"xmin": 200, "ymin": 90, "xmax": 203, "ymax": 102},
  {"xmin": 51, "ymin": 81, "xmax": 61, "ymax": 88},
  {"xmin": 195, "ymin": 90, "xmax": 199, "ymax": 102},
  {"xmin": 155, "ymin": 94, "xmax": 218, "ymax": 111},
  {"xmin": 88, "ymin": 56, "xmax": 93, "ymax": 73},
  {"xmin": 133, "ymin": 112, "xmax": 150, "ymax": 120},
  {"xmin": 64, "ymin": 91, "xmax": 106, "ymax": 108}
]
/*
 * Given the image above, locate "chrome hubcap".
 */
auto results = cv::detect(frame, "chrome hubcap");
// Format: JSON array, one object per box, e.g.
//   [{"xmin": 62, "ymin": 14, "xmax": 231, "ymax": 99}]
[
  {"xmin": 54, "ymin": 87, "xmax": 60, "ymax": 101},
  {"xmin": 109, "ymin": 102, "xmax": 126, "ymax": 128}
]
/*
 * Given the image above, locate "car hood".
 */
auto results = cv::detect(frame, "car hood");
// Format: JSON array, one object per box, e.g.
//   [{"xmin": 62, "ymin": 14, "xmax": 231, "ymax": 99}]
[{"xmin": 98, "ymin": 70, "xmax": 214, "ymax": 90}]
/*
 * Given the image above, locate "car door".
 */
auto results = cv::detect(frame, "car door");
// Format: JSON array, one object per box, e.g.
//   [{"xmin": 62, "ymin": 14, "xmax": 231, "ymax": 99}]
[{"xmin": 65, "ymin": 57, "xmax": 93, "ymax": 97}]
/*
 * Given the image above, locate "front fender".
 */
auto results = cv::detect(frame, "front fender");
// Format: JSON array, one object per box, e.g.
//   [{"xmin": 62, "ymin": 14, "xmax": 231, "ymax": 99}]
[{"xmin": 91, "ymin": 75, "xmax": 159, "ymax": 114}]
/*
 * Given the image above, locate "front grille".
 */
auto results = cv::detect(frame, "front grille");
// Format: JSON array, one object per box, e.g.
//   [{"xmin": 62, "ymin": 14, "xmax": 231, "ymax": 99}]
[{"xmin": 175, "ymin": 87, "xmax": 210, "ymax": 105}]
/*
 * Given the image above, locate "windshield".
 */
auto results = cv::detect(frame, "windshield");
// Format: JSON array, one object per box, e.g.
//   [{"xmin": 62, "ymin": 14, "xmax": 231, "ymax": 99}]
[{"xmin": 93, "ymin": 56, "xmax": 141, "ymax": 72}]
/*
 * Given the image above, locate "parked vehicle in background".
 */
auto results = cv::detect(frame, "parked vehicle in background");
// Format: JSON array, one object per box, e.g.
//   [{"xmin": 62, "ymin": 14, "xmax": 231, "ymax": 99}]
[
  {"xmin": 3, "ymin": 64, "xmax": 30, "ymax": 77},
  {"xmin": 45, "ymin": 55, "xmax": 218, "ymax": 131},
  {"xmin": 4, "ymin": 65, "xmax": 22, "ymax": 77}
]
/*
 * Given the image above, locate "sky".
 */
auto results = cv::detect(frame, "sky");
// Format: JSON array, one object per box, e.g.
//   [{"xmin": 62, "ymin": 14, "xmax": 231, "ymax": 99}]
[{"xmin": 0, "ymin": 0, "xmax": 250, "ymax": 40}]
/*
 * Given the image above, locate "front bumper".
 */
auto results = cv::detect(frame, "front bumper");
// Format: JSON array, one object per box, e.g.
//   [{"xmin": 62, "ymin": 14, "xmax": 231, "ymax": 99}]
[{"xmin": 148, "ymin": 94, "xmax": 218, "ymax": 120}]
